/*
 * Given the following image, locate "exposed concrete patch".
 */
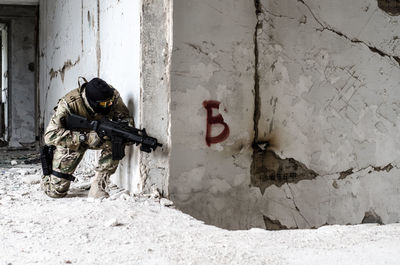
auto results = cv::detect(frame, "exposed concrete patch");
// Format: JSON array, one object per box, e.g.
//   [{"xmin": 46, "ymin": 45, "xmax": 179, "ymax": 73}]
[
  {"xmin": 339, "ymin": 163, "xmax": 394, "ymax": 180},
  {"xmin": 48, "ymin": 57, "xmax": 80, "ymax": 82},
  {"xmin": 252, "ymin": 150, "xmax": 318, "ymax": 194},
  {"xmin": 371, "ymin": 164, "xmax": 394, "ymax": 172},
  {"xmin": 377, "ymin": 0, "xmax": 400, "ymax": 16},
  {"xmin": 339, "ymin": 168, "xmax": 353, "ymax": 179},
  {"xmin": 362, "ymin": 210, "xmax": 383, "ymax": 225},
  {"xmin": 263, "ymin": 215, "xmax": 288, "ymax": 230}
]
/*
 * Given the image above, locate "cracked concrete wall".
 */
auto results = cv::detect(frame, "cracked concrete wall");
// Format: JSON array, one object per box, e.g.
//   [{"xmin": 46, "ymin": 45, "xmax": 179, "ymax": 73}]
[
  {"xmin": 169, "ymin": 0, "xmax": 400, "ymax": 230},
  {"xmin": 39, "ymin": 0, "xmax": 141, "ymax": 191},
  {"xmin": 169, "ymin": 0, "xmax": 265, "ymax": 230},
  {"xmin": 256, "ymin": 0, "xmax": 400, "ymax": 228},
  {"xmin": 140, "ymin": 0, "xmax": 171, "ymax": 195},
  {"xmin": 0, "ymin": 5, "xmax": 37, "ymax": 147}
]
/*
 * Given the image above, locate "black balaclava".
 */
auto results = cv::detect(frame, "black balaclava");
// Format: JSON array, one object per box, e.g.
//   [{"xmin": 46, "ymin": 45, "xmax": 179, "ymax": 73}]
[{"xmin": 84, "ymin": 78, "xmax": 114, "ymax": 115}]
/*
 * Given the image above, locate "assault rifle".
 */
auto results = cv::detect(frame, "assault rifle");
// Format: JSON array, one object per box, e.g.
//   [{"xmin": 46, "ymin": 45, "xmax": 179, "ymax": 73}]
[{"xmin": 65, "ymin": 113, "xmax": 162, "ymax": 160}]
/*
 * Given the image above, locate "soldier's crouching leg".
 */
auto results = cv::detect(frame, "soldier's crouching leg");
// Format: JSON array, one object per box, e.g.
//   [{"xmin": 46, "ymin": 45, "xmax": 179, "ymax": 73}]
[
  {"xmin": 41, "ymin": 174, "xmax": 71, "ymax": 198},
  {"xmin": 88, "ymin": 146, "xmax": 119, "ymax": 198},
  {"xmin": 42, "ymin": 146, "xmax": 85, "ymax": 198}
]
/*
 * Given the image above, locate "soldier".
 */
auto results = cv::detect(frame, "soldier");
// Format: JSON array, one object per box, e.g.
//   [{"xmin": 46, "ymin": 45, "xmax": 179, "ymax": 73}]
[{"xmin": 41, "ymin": 77, "xmax": 133, "ymax": 199}]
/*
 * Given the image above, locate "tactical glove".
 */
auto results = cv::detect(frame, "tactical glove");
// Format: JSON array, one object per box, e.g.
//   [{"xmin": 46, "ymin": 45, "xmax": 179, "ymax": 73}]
[{"xmin": 86, "ymin": 131, "xmax": 103, "ymax": 148}]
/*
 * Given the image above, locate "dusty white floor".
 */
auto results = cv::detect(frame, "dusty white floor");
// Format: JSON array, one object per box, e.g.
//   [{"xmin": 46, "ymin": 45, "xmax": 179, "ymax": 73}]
[{"xmin": 1, "ymin": 152, "xmax": 400, "ymax": 265}]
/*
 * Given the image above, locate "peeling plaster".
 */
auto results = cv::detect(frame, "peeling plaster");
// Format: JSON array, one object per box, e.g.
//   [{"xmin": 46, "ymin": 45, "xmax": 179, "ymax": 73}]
[
  {"xmin": 252, "ymin": 150, "xmax": 318, "ymax": 194},
  {"xmin": 377, "ymin": 0, "xmax": 400, "ymax": 16},
  {"xmin": 362, "ymin": 210, "xmax": 383, "ymax": 224},
  {"xmin": 49, "ymin": 57, "xmax": 80, "ymax": 82},
  {"xmin": 263, "ymin": 215, "xmax": 288, "ymax": 230}
]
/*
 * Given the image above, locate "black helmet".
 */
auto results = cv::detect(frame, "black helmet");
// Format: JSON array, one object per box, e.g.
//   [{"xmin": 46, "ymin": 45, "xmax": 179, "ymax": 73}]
[{"xmin": 85, "ymin": 78, "xmax": 115, "ymax": 115}]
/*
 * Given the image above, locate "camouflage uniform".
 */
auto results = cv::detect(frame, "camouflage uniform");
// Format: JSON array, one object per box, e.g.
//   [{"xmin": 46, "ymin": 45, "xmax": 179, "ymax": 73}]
[{"xmin": 41, "ymin": 83, "xmax": 132, "ymax": 198}]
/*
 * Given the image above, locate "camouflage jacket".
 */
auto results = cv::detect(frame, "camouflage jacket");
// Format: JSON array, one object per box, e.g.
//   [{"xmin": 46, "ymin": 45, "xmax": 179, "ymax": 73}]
[{"xmin": 44, "ymin": 84, "xmax": 133, "ymax": 150}]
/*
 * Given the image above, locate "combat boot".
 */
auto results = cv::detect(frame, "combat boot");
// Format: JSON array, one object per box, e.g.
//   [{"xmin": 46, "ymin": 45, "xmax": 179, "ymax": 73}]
[
  {"xmin": 88, "ymin": 172, "xmax": 110, "ymax": 199},
  {"xmin": 41, "ymin": 174, "xmax": 71, "ymax": 198}
]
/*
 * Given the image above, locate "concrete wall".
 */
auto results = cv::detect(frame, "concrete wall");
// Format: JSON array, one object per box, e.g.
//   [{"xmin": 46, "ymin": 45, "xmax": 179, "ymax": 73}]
[
  {"xmin": 140, "ymin": 0, "xmax": 171, "ymax": 195},
  {"xmin": 169, "ymin": 0, "xmax": 400, "ymax": 230},
  {"xmin": 169, "ymin": 0, "xmax": 264, "ymax": 230},
  {"xmin": 255, "ymin": 0, "xmax": 400, "ymax": 229},
  {"xmin": 0, "ymin": 5, "xmax": 37, "ymax": 147},
  {"xmin": 38, "ymin": 0, "xmax": 400, "ymax": 230},
  {"xmin": 39, "ymin": 0, "xmax": 142, "ymax": 191}
]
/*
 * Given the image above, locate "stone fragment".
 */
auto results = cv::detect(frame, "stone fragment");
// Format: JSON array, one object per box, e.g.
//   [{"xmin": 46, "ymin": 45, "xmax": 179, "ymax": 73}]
[
  {"xmin": 75, "ymin": 182, "xmax": 91, "ymax": 190},
  {"xmin": 110, "ymin": 190, "xmax": 129, "ymax": 200},
  {"xmin": 160, "ymin": 198, "xmax": 174, "ymax": 207},
  {"xmin": 24, "ymin": 176, "xmax": 40, "ymax": 185},
  {"xmin": 119, "ymin": 193, "xmax": 130, "ymax": 201},
  {"xmin": 10, "ymin": 160, "xmax": 17, "ymax": 166},
  {"xmin": 104, "ymin": 218, "xmax": 119, "ymax": 227}
]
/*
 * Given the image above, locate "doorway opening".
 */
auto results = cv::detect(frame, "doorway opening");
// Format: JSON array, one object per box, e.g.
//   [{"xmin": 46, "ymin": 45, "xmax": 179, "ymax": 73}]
[
  {"xmin": 0, "ymin": 4, "xmax": 38, "ymax": 149},
  {"xmin": 0, "ymin": 22, "xmax": 7, "ymax": 146}
]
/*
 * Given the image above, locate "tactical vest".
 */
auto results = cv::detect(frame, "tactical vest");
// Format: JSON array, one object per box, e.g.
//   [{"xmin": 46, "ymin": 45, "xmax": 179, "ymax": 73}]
[{"xmin": 62, "ymin": 86, "xmax": 94, "ymax": 119}]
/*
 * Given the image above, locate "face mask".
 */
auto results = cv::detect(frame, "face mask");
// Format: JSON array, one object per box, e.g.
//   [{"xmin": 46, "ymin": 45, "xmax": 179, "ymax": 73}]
[
  {"xmin": 86, "ymin": 91, "xmax": 114, "ymax": 115},
  {"xmin": 93, "ymin": 105, "xmax": 112, "ymax": 115}
]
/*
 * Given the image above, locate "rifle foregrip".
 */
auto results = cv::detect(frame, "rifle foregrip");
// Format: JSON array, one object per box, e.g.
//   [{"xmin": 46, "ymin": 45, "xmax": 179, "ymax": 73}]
[{"xmin": 65, "ymin": 114, "xmax": 94, "ymax": 131}]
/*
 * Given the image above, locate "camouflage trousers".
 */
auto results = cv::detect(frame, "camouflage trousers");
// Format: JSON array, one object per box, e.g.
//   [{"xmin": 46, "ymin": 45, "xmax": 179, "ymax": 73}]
[{"xmin": 41, "ymin": 144, "xmax": 119, "ymax": 198}]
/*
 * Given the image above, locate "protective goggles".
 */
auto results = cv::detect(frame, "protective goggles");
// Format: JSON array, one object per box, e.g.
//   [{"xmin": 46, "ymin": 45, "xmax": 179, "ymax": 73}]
[{"xmin": 97, "ymin": 95, "xmax": 115, "ymax": 108}]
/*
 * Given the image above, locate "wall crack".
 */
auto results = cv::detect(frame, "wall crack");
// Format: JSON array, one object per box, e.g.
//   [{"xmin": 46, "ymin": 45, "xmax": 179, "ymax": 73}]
[
  {"xmin": 251, "ymin": 0, "xmax": 263, "ymax": 188},
  {"xmin": 288, "ymin": 183, "xmax": 311, "ymax": 228},
  {"xmin": 253, "ymin": 0, "xmax": 262, "ymax": 144},
  {"xmin": 297, "ymin": 0, "xmax": 400, "ymax": 67},
  {"xmin": 337, "ymin": 163, "xmax": 394, "ymax": 180},
  {"xmin": 260, "ymin": 5, "xmax": 296, "ymax": 20}
]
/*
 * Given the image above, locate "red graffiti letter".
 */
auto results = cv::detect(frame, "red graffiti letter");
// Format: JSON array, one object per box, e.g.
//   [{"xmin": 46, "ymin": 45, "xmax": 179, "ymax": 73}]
[{"xmin": 203, "ymin": 100, "xmax": 230, "ymax": 146}]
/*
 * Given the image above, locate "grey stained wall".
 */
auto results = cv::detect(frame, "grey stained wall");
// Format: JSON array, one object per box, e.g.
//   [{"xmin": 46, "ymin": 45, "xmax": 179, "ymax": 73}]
[{"xmin": 0, "ymin": 5, "xmax": 37, "ymax": 147}]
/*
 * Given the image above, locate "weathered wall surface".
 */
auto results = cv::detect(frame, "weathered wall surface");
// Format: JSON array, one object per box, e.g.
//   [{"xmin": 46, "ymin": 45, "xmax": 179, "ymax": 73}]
[
  {"xmin": 255, "ymin": 0, "xmax": 400, "ymax": 228},
  {"xmin": 169, "ymin": 0, "xmax": 264, "ymax": 230},
  {"xmin": 169, "ymin": 0, "xmax": 400, "ymax": 230},
  {"xmin": 98, "ymin": 0, "xmax": 142, "ymax": 192},
  {"xmin": 140, "ymin": 0, "xmax": 171, "ymax": 195},
  {"xmin": 0, "ymin": 5, "xmax": 37, "ymax": 147},
  {"xmin": 39, "ymin": 0, "xmax": 142, "ymax": 191}
]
